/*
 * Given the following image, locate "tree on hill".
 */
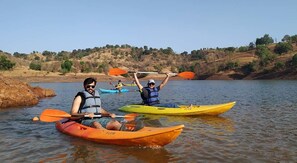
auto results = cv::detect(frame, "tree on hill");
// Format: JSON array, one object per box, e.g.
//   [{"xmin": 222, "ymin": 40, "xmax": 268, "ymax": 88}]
[
  {"xmin": 13, "ymin": 52, "xmax": 27, "ymax": 59},
  {"xmin": 282, "ymin": 34, "xmax": 297, "ymax": 44},
  {"xmin": 61, "ymin": 60, "xmax": 73, "ymax": 73},
  {"xmin": 255, "ymin": 45, "xmax": 275, "ymax": 66},
  {"xmin": 256, "ymin": 34, "xmax": 274, "ymax": 46},
  {"xmin": 282, "ymin": 35, "xmax": 291, "ymax": 42},
  {"xmin": 249, "ymin": 42, "xmax": 255, "ymax": 50},
  {"xmin": 274, "ymin": 42, "xmax": 293, "ymax": 55}
]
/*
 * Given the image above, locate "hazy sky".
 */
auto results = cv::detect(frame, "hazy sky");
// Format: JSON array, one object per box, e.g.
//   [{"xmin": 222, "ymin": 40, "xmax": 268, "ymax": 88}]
[{"xmin": 1, "ymin": 0, "xmax": 296, "ymax": 54}]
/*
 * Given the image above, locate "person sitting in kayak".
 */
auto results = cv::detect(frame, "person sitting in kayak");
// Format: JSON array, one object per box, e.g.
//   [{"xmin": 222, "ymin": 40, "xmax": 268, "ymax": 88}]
[
  {"xmin": 110, "ymin": 80, "xmax": 124, "ymax": 92},
  {"xmin": 115, "ymin": 80, "xmax": 124, "ymax": 91},
  {"xmin": 133, "ymin": 72, "xmax": 179, "ymax": 108},
  {"xmin": 70, "ymin": 77, "xmax": 142, "ymax": 131}
]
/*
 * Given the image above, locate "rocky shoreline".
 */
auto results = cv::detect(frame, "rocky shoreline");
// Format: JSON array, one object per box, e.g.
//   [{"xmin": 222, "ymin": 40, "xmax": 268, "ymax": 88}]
[{"xmin": 0, "ymin": 75, "xmax": 56, "ymax": 109}]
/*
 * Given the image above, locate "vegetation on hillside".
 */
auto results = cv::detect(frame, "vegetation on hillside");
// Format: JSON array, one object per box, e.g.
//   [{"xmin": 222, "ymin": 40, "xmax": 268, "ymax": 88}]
[
  {"xmin": 1, "ymin": 34, "xmax": 297, "ymax": 79},
  {"xmin": 0, "ymin": 55, "xmax": 15, "ymax": 70}
]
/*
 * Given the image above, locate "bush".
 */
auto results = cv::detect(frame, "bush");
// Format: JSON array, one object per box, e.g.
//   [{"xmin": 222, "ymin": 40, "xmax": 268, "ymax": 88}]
[
  {"xmin": 242, "ymin": 61, "xmax": 257, "ymax": 74},
  {"xmin": 224, "ymin": 47, "xmax": 236, "ymax": 53},
  {"xmin": 273, "ymin": 62, "xmax": 285, "ymax": 71},
  {"xmin": 274, "ymin": 42, "xmax": 293, "ymax": 54},
  {"xmin": 97, "ymin": 63, "xmax": 109, "ymax": 74},
  {"xmin": 292, "ymin": 54, "xmax": 297, "ymax": 68},
  {"xmin": 61, "ymin": 60, "xmax": 73, "ymax": 73},
  {"xmin": 255, "ymin": 45, "xmax": 275, "ymax": 66},
  {"xmin": 238, "ymin": 46, "xmax": 249, "ymax": 52},
  {"xmin": 219, "ymin": 61, "xmax": 239, "ymax": 71},
  {"xmin": 225, "ymin": 61, "xmax": 239, "ymax": 70},
  {"xmin": 0, "ymin": 56, "xmax": 15, "ymax": 70},
  {"xmin": 29, "ymin": 62, "xmax": 41, "ymax": 70}
]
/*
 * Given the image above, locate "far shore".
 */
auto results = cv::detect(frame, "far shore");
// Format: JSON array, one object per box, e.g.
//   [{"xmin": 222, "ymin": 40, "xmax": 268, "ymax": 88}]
[{"xmin": 0, "ymin": 70, "xmax": 186, "ymax": 83}]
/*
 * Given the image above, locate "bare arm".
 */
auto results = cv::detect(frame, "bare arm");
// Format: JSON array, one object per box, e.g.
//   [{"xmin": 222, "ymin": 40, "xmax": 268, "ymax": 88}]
[
  {"xmin": 70, "ymin": 96, "xmax": 82, "ymax": 115},
  {"xmin": 133, "ymin": 73, "xmax": 143, "ymax": 90},
  {"xmin": 159, "ymin": 73, "xmax": 170, "ymax": 90}
]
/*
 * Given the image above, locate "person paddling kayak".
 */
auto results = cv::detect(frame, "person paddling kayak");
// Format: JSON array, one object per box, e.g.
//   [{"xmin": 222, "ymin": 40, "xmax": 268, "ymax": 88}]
[
  {"xmin": 133, "ymin": 73, "xmax": 179, "ymax": 108},
  {"xmin": 70, "ymin": 77, "xmax": 142, "ymax": 131},
  {"xmin": 110, "ymin": 80, "xmax": 124, "ymax": 92}
]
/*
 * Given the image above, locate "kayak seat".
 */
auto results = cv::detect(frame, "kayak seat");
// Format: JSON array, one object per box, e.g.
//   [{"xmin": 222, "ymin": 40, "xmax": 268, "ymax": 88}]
[{"xmin": 120, "ymin": 120, "xmax": 144, "ymax": 131}]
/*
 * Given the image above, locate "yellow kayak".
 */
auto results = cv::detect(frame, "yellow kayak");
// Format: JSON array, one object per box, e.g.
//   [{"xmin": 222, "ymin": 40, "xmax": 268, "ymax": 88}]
[{"xmin": 119, "ymin": 101, "xmax": 236, "ymax": 116}]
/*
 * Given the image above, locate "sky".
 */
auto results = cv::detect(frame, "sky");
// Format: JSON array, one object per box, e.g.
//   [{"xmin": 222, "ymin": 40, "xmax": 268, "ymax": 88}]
[{"xmin": 1, "ymin": 0, "xmax": 297, "ymax": 54}]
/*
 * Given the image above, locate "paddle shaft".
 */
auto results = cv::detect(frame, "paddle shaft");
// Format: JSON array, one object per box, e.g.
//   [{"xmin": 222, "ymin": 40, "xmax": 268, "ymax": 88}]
[
  {"xmin": 39, "ymin": 109, "xmax": 138, "ymax": 122},
  {"xmin": 108, "ymin": 68, "xmax": 194, "ymax": 79},
  {"xmin": 83, "ymin": 114, "xmax": 126, "ymax": 118},
  {"xmin": 129, "ymin": 71, "xmax": 177, "ymax": 75}
]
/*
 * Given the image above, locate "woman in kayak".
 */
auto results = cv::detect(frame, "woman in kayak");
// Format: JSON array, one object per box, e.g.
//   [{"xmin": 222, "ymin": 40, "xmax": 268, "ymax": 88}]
[
  {"xmin": 133, "ymin": 73, "xmax": 179, "ymax": 108},
  {"xmin": 70, "ymin": 77, "xmax": 139, "ymax": 130}
]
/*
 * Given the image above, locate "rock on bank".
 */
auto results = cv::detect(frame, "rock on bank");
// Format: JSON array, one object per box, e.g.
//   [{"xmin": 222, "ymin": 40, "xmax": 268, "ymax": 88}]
[{"xmin": 0, "ymin": 75, "xmax": 56, "ymax": 108}]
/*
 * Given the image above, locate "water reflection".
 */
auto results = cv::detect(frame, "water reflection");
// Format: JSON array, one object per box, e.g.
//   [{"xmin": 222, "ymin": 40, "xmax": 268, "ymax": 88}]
[
  {"xmin": 39, "ymin": 154, "xmax": 67, "ymax": 163},
  {"xmin": 143, "ymin": 114, "xmax": 235, "ymax": 133},
  {"xmin": 66, "ymin": 138, "xmax": 174, "ymax": 162}
]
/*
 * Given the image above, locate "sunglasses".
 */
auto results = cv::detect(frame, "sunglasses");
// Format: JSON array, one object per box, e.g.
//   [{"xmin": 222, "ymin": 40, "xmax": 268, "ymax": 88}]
[
  {"xmin": 148, "ymin": 83, "xmax": 155, "ymax": 85},
  {"xmin": 86, "ymin": 85, "xmax": 96, "ymax": 88}
]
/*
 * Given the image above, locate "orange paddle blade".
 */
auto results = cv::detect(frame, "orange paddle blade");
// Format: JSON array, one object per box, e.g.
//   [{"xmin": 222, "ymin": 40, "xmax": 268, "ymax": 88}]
[
  {"xmin": 109, "ymin": 68, "xmax": 128, "ymax": 75},
  {"xmin": 178, "ymin": 71, "xmax": 195, "ymax": 79},
  {"xmin": 40, "ymin": 109, "xmax": 71, "ymax": 122}
]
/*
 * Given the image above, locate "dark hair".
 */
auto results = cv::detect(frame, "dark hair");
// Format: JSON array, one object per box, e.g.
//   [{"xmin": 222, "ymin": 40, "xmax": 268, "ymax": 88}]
[{"xmin": 83, "ymin": 77, "xmax": 97, "ymax": 86}]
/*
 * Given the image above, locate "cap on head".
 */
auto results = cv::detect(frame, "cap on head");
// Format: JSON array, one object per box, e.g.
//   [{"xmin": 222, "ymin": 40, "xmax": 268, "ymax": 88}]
[{"xmin": 148, "ymin": 79, "xmax": 155, "ymax": 84}]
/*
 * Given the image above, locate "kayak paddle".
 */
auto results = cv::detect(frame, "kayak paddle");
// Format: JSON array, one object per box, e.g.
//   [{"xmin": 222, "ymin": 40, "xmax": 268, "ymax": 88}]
[
  {"xmin": 108, "ymin": 68, "xmax": 195, "ymax": 79},
  {"xmin": 40, "ymin": 108, "xmax": 138, "ymax": 122}
]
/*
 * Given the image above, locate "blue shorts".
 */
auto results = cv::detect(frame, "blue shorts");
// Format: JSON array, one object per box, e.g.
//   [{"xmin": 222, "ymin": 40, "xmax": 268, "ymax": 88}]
[{"xmin": 81, "ymin": 117, "xmax": 111, "ymax": 128}]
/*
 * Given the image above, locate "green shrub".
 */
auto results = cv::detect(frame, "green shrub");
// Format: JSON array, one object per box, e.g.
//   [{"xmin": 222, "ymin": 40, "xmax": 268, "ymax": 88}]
[
  {"xmin": 61, "ymin": 60, "xmax": 73, "ymax": 73},
  {"xmin": 273, "ymin": 62, "xmax": 285, "ymax": 70},
  {"xmin": 0, "ymin": 56, "xmax": 15, "ymax": 70},
  {"xmin": 238, "ymin": 46, "xmax": 249, "ymax": 52},
  {"xmin": 218, "ymin": 61, "xmax": 239, "ymax": 71},
  {"xmin": 292, "ymin": 54, "xmax": 297, "ymax": 67},
  {"xmin": 242, "ymin": 61, "xmax": 257, "ymax": 74},
  {"xmin": 274, "ymin": 42, "xmax": 293, "ymax": 54},
  {"xmin": 224, "ymin": 47, "xmax": 236, "ymax": 53},
  {"xmin": 29, "ymin": 62, "xmax": 41, "ymax": 70},
  {"xmin": 255, "ymin": 45, "xmax": 275, "ymax": 66}
]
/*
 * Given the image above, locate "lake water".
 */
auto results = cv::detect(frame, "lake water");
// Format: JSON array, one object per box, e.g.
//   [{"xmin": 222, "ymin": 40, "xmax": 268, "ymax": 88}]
[{"xmin": 0, "ymin": 80, "xmax": 297, "ymax": 162}]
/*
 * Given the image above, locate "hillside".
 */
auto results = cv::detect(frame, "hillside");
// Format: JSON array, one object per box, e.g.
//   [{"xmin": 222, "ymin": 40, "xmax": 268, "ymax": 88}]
[{"xmin": 1, "ymin": 40, "xmax": 297, "ymax": 82}]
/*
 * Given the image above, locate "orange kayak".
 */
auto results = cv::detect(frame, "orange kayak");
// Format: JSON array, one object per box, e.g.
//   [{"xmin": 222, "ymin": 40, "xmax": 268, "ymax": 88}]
[{"xmin": 56, "ymin": 119, "xmax": 184, "ymax": 147}]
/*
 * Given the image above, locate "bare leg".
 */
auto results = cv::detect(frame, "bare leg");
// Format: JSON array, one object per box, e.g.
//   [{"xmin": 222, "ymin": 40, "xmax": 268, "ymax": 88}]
[
  {"xmin": 106, "ymin": 120, "xmax": 122, "ymax": 130},
  {"xmin": 92, "ymin": 121, "xmax": 104, "ymax": 129}
]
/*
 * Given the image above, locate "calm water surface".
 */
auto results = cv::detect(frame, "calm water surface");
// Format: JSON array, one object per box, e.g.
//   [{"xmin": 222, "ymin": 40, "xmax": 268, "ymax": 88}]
[{"xmin": 0, "ymin": 80, "xmax": 297, "ymax": 162}]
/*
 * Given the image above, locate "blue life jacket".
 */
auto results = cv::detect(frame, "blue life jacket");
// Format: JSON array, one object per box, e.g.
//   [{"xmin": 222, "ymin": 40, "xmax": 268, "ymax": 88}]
[
  {"xmin": 142, "ymin": 87, "xmax": 160, "ymax": 105},
  {"xmin": 77, "ymin": 90, "xmax": 101, "ymax": 113}
]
